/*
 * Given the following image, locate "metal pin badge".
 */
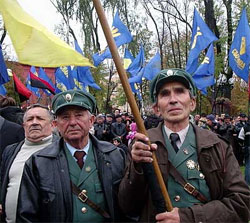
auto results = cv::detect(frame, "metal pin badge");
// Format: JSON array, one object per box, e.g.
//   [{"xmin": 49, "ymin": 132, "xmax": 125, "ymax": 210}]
[
  {"xmin": 186, "ymin": 160, "xmax": 196, "ymax": 169},
  {"xmin": 183, "ymin": 148, "xmax": 189, "ymax": 155},
  {"xmin": 85, "ymin": 166, "xmax": 91, "ymax": 172}
]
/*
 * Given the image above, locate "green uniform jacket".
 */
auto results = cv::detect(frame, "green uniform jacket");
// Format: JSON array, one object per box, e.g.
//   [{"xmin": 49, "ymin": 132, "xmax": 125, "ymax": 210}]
[{"xmin": 118, "ymin": 122, "xmax": 250, "ymax": 223}]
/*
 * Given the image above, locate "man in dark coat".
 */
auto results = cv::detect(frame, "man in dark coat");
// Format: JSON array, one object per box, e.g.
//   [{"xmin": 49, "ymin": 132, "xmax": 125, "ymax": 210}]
[
  {"xmin": 111, "ymin": 114, "xmax": 127, "ymax": 141},
  {"xmin": 94, "ymin": 114, "xmax": 108, "ymax": 141},
  {"xmin": 0, "ymin": 116, "xmax": 24, "ymax": 162},
  {"xmin": 16, "ymin": 90, "xmax": 126, "ymax": 222},
  {"xmin": 118, "ymin": 69, "xmax": 250, "ymax": 223}
]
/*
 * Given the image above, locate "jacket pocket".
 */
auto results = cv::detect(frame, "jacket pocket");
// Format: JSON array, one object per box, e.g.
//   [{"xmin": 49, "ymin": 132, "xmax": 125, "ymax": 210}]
[
  {"xmin": 95, "ymin": 183, "xmax": 105, "ymax": 205},
  {"xmin": 40, "ymin": 186, "xmax": 56, "ymax": 204}
]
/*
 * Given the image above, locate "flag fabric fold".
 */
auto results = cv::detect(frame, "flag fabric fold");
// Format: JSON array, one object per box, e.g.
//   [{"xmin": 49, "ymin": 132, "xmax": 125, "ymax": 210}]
[
  {"xmin": 0, "ymin": 85, "xmax": 7, "ymax": 95},
  {"xmin": 0, "ymin": 0, "xmax": 93, "ymax": 68},
  {"xmin": 186, "ymin": 8, "xmax": 218, "ymax": 74},
  {"xmin": 0, "ymin": 44, "xmax": 10, "ymax": 85},
  {"xmin": 55, "ymin": 67, "xmax": 72, "ymax": 93},
  {"xmin": 127, "ymin": 45, "xmax": 145, "ymax": 77},
  {"xmin": 13, "ymin": 72, "xmax": 32, "ymax": 102},
  {"xmin": 92, "ymin": 11, "xmax": 133, "ymax": 66},
  {"xmin": 192, "ymin": 44, "xmax": 216, "ymax": 94},
  {"xmin": 38, "ymin": 67, "xmax": 56, "ymax": 96},
  {"xmin": 143, "ymin": 52, "xmax": 161, "ymax": 81},
  {"xmin": 229, "ymin": 8, "xmax": 250, "ymax": 83}
]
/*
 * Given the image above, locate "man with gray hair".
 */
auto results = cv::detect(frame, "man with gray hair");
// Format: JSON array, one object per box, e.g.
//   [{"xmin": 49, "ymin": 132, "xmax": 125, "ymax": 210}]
[
  {"xmin": 119, "ymin": 68, "xmax": 249, "ymax": 223},
  {"xmin": 1, "ymin": 104, "xmax": 55, "ymax": 222},
  {"xmin": 16, "ymin": 90, "xmax": 126, "ymax": 222}
]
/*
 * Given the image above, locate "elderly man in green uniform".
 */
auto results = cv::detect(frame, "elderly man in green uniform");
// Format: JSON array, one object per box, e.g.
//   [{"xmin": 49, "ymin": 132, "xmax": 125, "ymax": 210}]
[
  {"xmin": 118, "ymin": 68, "xmax": 250, "ymax": 223},
  {"xmin": 17, "ymin": 90, "xmax": 126, "ymax": 222}
]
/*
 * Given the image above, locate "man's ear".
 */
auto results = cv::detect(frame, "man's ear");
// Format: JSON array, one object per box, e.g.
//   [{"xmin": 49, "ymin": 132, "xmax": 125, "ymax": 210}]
[
  {"xmin": 190, "ymin": 98, "xmax": 196, "ymax": 112},
  {"xmin": 52, "ymin": 119, "xmax": 57, "ymax": 127},
  {"xmin": 152, "ymin": 103, "xmax": 160, "ymax": 116}
]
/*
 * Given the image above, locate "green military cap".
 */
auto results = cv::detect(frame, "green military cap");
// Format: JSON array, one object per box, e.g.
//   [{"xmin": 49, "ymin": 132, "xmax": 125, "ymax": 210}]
[
  {"xmin": 150, "ymin": 68, "xmax": 197, "ymax": 103},
  {"xmin": 52, "ymin": 90, "xmax": 96, "ymax": 114}
]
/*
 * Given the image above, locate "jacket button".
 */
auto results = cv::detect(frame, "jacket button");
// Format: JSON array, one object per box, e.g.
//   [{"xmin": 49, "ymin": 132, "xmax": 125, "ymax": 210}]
[
  {"xmin": 199, "ymin": 173, "xmax": 205, "ymax": 179},
  {"xmin": 174, "ymin": 195, "xmax": 181, "ymax": 202},
  {"xmin": 81, "ymin": 207, "xmax": 87, "ymax": 213}
]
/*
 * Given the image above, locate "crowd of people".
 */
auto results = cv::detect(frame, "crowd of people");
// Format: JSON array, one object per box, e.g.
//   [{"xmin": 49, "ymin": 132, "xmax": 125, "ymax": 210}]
[{"xmin": 0, "ymin": 68, "xmax": 249, "ymax": 222}]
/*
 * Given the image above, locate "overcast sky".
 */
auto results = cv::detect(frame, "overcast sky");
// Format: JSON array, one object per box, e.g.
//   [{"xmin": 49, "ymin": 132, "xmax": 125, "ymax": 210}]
[{"xmin": 17, "ymin": 0, "xmax": 61, "ymax": 31}]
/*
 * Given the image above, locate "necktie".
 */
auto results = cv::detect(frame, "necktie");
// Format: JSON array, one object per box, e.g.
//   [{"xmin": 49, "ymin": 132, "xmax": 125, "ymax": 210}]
[
  {"xmin": 74, "ymin": 151, "xmax": 86, "ymax": 169},
  {"xmin": 170, "ymin": 133, "xmax": 180, "ymax": 153}
]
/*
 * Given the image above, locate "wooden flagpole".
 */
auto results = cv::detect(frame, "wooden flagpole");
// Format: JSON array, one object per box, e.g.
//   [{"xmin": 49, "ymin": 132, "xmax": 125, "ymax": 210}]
[{"xmin": 93, "ymin": 0, "xmax": 173, "ymax": 212}]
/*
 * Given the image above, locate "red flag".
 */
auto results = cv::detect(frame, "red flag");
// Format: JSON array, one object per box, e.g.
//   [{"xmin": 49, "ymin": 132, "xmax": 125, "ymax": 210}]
[
  {"xmin": 30, "ymin": 72, "xmax": 55, "ymax": 95},
  {"xmin": 13, "ymin": 72, "xmax": 32, "ymax": 102}
]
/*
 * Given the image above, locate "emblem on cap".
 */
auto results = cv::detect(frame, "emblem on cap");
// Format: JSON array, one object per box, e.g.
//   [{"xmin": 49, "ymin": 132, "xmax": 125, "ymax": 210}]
[
  {"xmin": 186, "ymin": 160, "xmax": 196, "ymax": 169},
  {"xmin": 65, "ymin": 93, "xmax": 72, "ymax": 102},
  {"xmin": 167, "ymin": 69, "xmax": 174, "ymax": 76}
]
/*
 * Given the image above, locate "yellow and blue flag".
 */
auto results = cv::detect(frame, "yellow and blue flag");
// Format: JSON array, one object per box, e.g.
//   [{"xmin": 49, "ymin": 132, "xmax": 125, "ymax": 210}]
[
  {"xmin": 0, "ymin": 44, "xmax": 10, "ymax": 85},
  {"xmin": 192, "ymin": 44, "xmax": 215, "ymax": 95},
  {"xmin": 0, "ymin": 0, "xmax": 93, "ymax": 67},
  {"xmin": 92, "ymin": 11, "xmax": 132, "ymax": 66},
  {"xmin": 229, "ymin": 8, "xmax": 250, "ymax": 83},
  {"xmin": 186, "ymin": 8, "xmax": 218, "ymax": 74},
  {"xmin": 74, "ymin": 40, "xmax": 101, "ymax": 90},
  {"xmin": 55, "ymin": 67, "xmax": 76, "ymax": 93},
  {"xmin": 124, "ymin": 48, "xmax": 134, "ymax": 69}
]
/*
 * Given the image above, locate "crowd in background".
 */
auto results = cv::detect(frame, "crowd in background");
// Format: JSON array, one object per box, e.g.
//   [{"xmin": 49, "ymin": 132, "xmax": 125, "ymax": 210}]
[{"xmin": 0, "ymin": 95, "xmax": 249, "ymax": 186}]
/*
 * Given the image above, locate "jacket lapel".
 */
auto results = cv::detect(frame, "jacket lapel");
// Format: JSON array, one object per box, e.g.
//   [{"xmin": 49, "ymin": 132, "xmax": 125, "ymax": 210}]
[
  {"xmin": 173, "ymin": 125, "xmax": 196, "ymax": 168},
  {"xmin": 77, "ymin": 146, "xmax": 96, "ymax": 187}
]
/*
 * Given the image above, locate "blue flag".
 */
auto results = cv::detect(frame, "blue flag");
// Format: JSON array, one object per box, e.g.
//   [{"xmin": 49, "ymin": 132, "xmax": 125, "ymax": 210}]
[
  {"xmin": 192, "ymin": 44, "xmax": 215, "ymax": 94},
  {"xmin": 38, "ymin": 67, "xmax": 55, "ymax": 96},
  {"xmin": 124, "ymin": 48, "xmax": 134, "ymax": 69},
  {"xmin": 0, "ymin": 85, "xmax": 7, "ymax": 95},
  {"xmin": 71, "ymin": 68, "xmax": 85, "ymax": 90},
  {"xmin": 26, "ymin": 72, "xmax": 40, "ymax": 97},
  {"xmin": 143, "ymin": 52, "xmax": 161, "ymax": 81},
  {"xmin": 129, "ymin": 67, "xmax": 145, "ymax": 84},
  {"xmin": 186, "ymin": 8, "xmax": 218, "ymax": 74},
  {"xmin": 229, "ymin": 8, "xmax": 250, "ymax": 83},
  {"xmin": 0, "ymin": 44, "xmax": 10, "ymax": 85},
  {"xmin": 74, "ymin": 40, "xmax": 101, "ymax": 90},
  {"xmin": 127, "ymin": 45, "xmax": 145, "ymax": 77},
  {"xmin": 55, "ymin": 67, "xmax": 71, "ymax": 93},
  {"xmin": 92, "ymin": 11, "xmax": 133, "ymax": 66},
  {"xmin": 130, "ymin": 83, "xmax": 142, "ymax": 101}
]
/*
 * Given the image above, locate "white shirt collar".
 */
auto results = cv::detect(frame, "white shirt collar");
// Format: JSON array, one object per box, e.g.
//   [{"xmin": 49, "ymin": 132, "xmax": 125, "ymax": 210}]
[
  {"xmin": 164, "ymin": 124, "xmax": 189, "ymax": 148},
  {"xmin": 66, "ymin": 140, "xmax": 90, "ymax": 161}
]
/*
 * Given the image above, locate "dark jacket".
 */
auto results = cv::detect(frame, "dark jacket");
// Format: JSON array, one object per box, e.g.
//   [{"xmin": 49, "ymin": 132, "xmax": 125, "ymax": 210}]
[
  {"xmin": 0, "ymin": 135, "xmax": 58, "ymax": 222},
  {"xmin": 111, "ymin": 122, "xmax": 127, "ymax": 139},
  {"xmin": 118, "ymin": 122, "xmax": 250, "ymax": 223},
  {"xmin": 16, "ymin": 135, "xmax": 126, "ymax": 222},
  {"xmin": 0, "ymin": 116, "xmax": 24, "ymax": 162},
  {"xmin": 0, "ymin": 106, "xmax": 24, "ymax": 125}
]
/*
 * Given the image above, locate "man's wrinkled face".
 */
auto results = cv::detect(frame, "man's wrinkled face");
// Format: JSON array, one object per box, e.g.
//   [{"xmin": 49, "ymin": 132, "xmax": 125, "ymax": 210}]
[
  {"xmin": 55, "ymin": 106, "xmax": 94, "ymax": 144},
  {"xmin": 153, "ymin": 81, "xmax": 196, "ymax": 125},
  {"xmin": 23, "ymin": 107, "xmax": 53, "ymax": 142}
]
